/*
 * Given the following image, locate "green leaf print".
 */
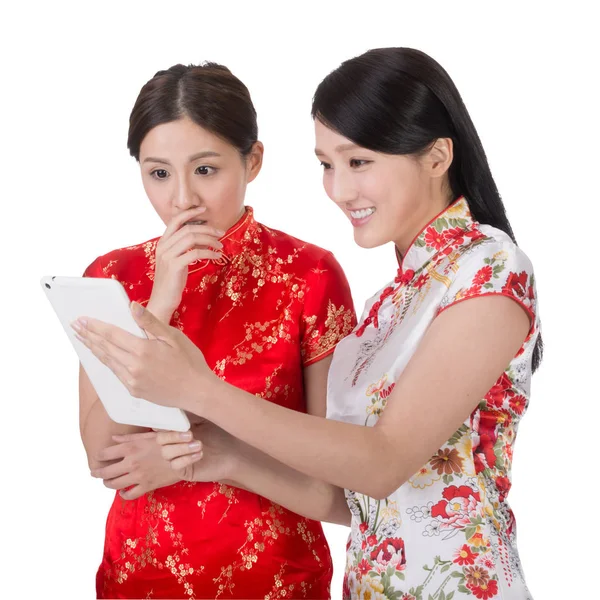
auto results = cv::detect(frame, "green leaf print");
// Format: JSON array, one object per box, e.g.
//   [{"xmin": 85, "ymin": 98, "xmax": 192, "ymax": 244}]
[
  {"xmin": 447, "ymin": 424, "xmax": 469, "ymax": 446},
  {"xmin": 441, "ymin": 563, "xmax": 451, "ymax": 573},
  {"xmin": 411, "ymin": 584, "xmax": 425, "ymax": 600},
  {"xmin": 483, "ymin": 283, "xmax": 493, "ymax": 289},
  {"xmin": 451, "ymin": 571, "xmax": 464, "ymax": 578},
  {"xmin": 464, "ymin": 525, "xmax": 477, "ymax": 540},
  {"xmin": 434, "ymin": 218, "xmax": 449, "ymax": 232},
  {"xmin": 458, "ymin": 584, "xmax": 471, "ymax": 594},
  {"xmin": 439, "ymin": 591, "xmax": 446, "ymax": 600},
  {"xmin": 442, "ymin": 474, "xmax": 454, "ymax": 485},
  {"xmin": 414, "ymin": 237, "xmax": 426, "ymax": 248},
  {"xmin": 446, "ymin": 592, "xmax": 455, "ymax": 600}
]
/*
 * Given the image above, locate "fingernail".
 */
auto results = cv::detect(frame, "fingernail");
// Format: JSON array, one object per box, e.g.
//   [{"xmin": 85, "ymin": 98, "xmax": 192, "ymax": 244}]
[
  {"xmin": 189, "ymin": 441, "xmax": 201, "ymax": 450},
  {"xmin": 131, "ymin": 302, "xmax": 144, "ymax": 317},
  {"xmin": 216, "ymin": 230, "xmax": 225, "ymax": 236},
  {"xmin": 191, "ymin": 452, "xmax": 203, "ymax": 460},
  {"xmin": 180, "ymin": 431, "xmax": 192, "ymax": 441},
  {"xmin": 71, "ymin": 321, "xmax": 82, "ymax": 333}
]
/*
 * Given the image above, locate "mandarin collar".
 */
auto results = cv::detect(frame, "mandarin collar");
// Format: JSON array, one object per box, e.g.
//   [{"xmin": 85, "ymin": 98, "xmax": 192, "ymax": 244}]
[
  {"xmin": 397, "ymin": 197, "xmax": 477, "ymax": 278},
  {"xmin": 188, "ymin": 206, "xmax": 257, "ymax": 274},
  {"xmin": 218, "ymin": 206, "xmax": 257, "ymax": 260}
]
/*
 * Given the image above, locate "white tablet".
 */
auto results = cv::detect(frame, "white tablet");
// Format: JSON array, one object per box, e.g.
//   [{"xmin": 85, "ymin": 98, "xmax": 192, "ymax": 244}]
[{"xmin": 41, "ymin": 275, "xmax": 191, "ymax": 432}]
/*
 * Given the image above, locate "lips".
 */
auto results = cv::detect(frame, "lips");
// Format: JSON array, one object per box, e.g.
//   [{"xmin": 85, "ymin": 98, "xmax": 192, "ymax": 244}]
[
  {"xmin": 349, "ymin": 207, "xmax": 376, "ymax": 228},
  {"xmin": 184, "ymin": 220, "xmax": 207, "ymax": 226}
]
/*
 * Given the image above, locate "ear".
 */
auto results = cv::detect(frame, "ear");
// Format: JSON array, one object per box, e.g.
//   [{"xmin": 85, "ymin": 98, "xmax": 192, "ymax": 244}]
[
  {"xmin": 245, "ymin": 141, "xmax": 264, "ymax": 183},
  {"xmin": 425, "ymin": 137, "xmax": 453, "ymax": 178}
]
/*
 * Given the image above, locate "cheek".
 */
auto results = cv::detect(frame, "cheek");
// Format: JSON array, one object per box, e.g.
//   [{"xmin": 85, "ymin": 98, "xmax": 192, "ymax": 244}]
[
  {"xmin": 143, "ymin": 179, "xmax": 172, "ymax": 224},
  {"xmin": 322, "ymin": 172, "xmax": 335, "ymax": 201}
]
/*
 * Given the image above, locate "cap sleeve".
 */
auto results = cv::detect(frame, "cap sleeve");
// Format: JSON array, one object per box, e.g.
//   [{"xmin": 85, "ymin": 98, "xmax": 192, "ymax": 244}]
[
  {"xmin": 300, "ymin": 252, "xmax": 357, "ymax": 367},
  {"xmin": 438, "ymin": 241, "xmax": 538, "ymax": 335},
  {"xmin": 82, "ymin": 256, "xmax": 105, "ymax": 278}
]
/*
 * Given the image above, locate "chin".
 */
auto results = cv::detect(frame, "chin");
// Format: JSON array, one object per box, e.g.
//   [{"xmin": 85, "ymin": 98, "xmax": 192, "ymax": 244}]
[{"xmin": 353, "ymin": 229, "xmax": 389, "ymax": 249}]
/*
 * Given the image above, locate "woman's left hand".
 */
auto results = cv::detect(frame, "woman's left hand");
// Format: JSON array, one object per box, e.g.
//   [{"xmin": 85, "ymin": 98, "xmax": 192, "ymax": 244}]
[
  {"xmin": 72, "ymin": 302, "xmax": 214, "ymax": 411},
  {"xmin": 91, "ymin": 431, "xmax": 182, "ymax": 500}
]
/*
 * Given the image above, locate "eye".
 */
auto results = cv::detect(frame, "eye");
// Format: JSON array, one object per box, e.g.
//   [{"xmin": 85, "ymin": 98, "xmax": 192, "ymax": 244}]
[
  {"xmin": 195, "ymin": 165, "xmax": 217, "ymax": 176},
  {"xmin": 319, "ymin": 161, "xmax": 332, "ymax": 170},
  {"xmin": 350, "ymin": 159, "xmax": 371, "ymax": 168},
  {"xmin": 150, "ymin": 169, "xmax": 169, "ymax": 180}
]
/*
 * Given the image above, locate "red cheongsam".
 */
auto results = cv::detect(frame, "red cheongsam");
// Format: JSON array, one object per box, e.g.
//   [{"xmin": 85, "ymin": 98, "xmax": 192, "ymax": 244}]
[{"xmin": 83, "ymin": 207, "xmax": 357, "ymax": 599}]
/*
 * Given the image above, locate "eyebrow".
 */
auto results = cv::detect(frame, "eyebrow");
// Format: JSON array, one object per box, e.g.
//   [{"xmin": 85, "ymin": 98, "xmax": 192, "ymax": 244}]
[
  {"xmin": 314, "ymin": 143, "xmax": 360, "ymax": 156},
  {"xmin": 142, "ymin": 151, "xmax": 222, "ymax": 165}
]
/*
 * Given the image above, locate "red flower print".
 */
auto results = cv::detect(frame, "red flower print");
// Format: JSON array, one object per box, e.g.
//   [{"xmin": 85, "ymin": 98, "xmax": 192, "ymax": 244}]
[
  {"xmin": 431, "ymin": 485, "xmax": 481, "ymax": 530},
  {"xmin": 465, "ymin": 229, "xmax": 486, "ymax": 242},
  {"xmin": 473, "ymin": 265, "xmax": 493, "ymax": 286},
  {"xmin": 369, "ymin": 537, "xmax": 406, "ymax": 570},
  {"xmin": 424, "ymin": 227, "xmax": 448, "ymax": 250},
  {"xmin": 366, "ymin": 534, "xmax": 378, "ymax": 547},
  {"xmin": 473, "ymin": 431, "xmax": 498, "ymax": 473},
  {"xmin": 503, "ymin": 271, "xmax": 528, "ymax": 298},
  {"xmin": 495, "ymin": 476, "xmax": 511, "ymax": 502},
  {"xmin": 414, "ymin": 273, "xmax": 430, "ymax": 289},
  {"xmin": 359, "ymin": 522, "xmax": 369, "ymax": 534},
  {"xmin": 444, "ymin": 227, "xmax": 466, "ymax": 245},
  {"xmin": 401, "ymin": 595, "xmax": 417, "ymax": 600},
  {"xmin": 468, "ymin": 578, "xmax": 499, "ymax": 599},
  {"xmin": 454, "ymin": 544, "xmax": 477, "ymax": 565},
  {"xmin": 485, "ymin": 373, "xmax": 513, "ymax": 409},
  {"xmin": 464, "ymin": 284, "xmax": 482, "ymax": 297},
  {"xmin": 357, "ymin": 558, "xmax": 371, "ymax": 575},
  {"xmin": 361, "ymin": 539, "xmax": 367, "ymax": 550},
  {"xmin": 380, "ymin": 383, "xmax": 396, "ymax": 400},
  {"xmin": 509, "ymin": 394, "xmax": 527, "ymax": 415},
  {"xmin": 478, "ymin": 554, "xmax": 495, "ymax": 570}
]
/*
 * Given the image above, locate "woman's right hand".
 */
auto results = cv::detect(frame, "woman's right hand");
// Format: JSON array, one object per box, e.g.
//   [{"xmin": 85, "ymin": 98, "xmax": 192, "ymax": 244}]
[
  {"xmin": 148, "ymin": 207, "xmax": 225, "ymax": 323},
  {"xmin": 156, "ymin": 420, "xmax": 242, "ymax": 484}
]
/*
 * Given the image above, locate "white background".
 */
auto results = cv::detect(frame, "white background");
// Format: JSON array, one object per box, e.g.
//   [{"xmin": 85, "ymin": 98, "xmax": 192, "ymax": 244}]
[{"xmin": 2, "ymin": 1, "xmax": 598, "ymax": 598}]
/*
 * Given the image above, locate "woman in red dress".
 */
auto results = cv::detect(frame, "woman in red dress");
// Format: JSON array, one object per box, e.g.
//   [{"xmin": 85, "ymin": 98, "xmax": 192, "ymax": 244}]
[{"xmin": 80, "ymin": 63, "xmax": 356, "ymax": 599}]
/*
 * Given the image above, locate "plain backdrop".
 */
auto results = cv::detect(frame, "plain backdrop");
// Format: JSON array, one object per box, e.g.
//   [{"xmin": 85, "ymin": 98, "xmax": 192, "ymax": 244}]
[{"xmin": 2, "ymin": 1, "xmax": 598, "ymax": 598}]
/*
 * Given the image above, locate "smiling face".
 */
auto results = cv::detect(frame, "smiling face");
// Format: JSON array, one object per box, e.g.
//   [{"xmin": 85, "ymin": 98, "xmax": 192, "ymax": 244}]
[
  {"xmin": 139, "ymin": 116, "xmax": 263, "ymax": 231},
  {"xmin": 314, "ymin": 119, "xmax": 453, "ymax": 255}
]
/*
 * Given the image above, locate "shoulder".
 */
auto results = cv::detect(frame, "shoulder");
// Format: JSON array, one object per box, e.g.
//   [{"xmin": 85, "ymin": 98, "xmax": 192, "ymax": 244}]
[
  {"xmin": 83, "ymin": 236, "xmax": 160, "ymax": 278},
  {"xmin": 441, "ymin": 225, "xmax": 537, "ymax": 317},
  {"xmin": 255, "ymin": 221, "xmax": 347, "ymax": 278}
]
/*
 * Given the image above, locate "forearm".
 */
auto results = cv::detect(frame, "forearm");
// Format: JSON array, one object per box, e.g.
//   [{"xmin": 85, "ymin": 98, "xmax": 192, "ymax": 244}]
[
  {"xmin": 227, "ymin": 443, "xmax": 351, "ymax": 526},
  {"xmin": 188, "ymin": 379, "xmax": 395, "ymax": 499},
  {"xmin": 81, "ymin": 400, "xmax": 149, "ymax": 470}
]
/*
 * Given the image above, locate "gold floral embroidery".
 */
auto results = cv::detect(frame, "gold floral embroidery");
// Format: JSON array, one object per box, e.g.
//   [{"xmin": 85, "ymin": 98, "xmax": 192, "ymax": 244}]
[{"xmin": 303, "ymin": 300, "xmax": 356, "ymax": 364}]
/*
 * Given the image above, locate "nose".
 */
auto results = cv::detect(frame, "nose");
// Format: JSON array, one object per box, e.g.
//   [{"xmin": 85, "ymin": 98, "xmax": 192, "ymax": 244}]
[
  {"xmin": 329, "ymin": 170, "xmax": 358, "ymax": 206},
  {"xmin": 173, "ymin": 175, "xmax": 201, "ymax": 211}
]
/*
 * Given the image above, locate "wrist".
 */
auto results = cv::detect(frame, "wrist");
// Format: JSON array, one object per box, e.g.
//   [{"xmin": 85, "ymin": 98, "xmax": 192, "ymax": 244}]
[
  {"xmin": 147, "ymin": 298, "xmax": 176, "ymax": 324},
  {"xmin": 181, "ymin": 369, "xmax": 223, "ymax": 416}
]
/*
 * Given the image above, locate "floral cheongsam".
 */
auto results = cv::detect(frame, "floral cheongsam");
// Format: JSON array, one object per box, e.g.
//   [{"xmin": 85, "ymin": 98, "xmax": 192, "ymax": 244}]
[
  {"xmin": 327, "ymin": 198, "xmax": 538, "ymax": 600},
  {"xmin": 84, "ymin": 207, "xmax": 356, "ymax": 599}
]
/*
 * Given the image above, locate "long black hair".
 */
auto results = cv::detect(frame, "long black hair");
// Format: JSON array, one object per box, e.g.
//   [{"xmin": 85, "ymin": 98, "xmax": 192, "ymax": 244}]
[{"xmin": 312, "ymin": 47, "xmax": 543, "ymax": 372}]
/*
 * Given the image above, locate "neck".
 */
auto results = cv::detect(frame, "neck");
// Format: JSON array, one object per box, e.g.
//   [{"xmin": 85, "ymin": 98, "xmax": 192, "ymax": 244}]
[{"xmin": 394, "ymin": 189, "xmax": 453, "ymax": 258}]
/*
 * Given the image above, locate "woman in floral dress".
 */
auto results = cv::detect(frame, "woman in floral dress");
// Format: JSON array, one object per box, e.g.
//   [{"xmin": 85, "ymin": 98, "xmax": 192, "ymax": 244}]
[{"xmin": 75, "ymin": 48, "xmax": 542, "ymax": 599}]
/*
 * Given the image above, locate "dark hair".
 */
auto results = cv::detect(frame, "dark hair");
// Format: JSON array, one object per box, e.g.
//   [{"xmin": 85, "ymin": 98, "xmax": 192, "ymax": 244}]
[
  {"xmin": 312, "ymin": 47, "xmax": 543, "ymax": 372},
  {"xmin": 128, "ymin": 62, "xmax": 258, "ymax": 160}
]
